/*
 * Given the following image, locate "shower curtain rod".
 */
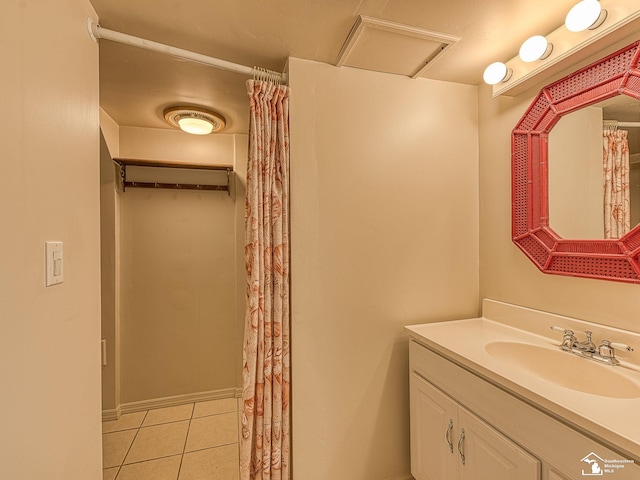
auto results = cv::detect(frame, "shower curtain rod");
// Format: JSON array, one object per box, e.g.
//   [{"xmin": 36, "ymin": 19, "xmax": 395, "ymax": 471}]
[
  {"xmin": 87, "ymin": 20, "xmax": 286, "ymax": 83},
  {"xmin": 603, "ymin": 120, "xmax": 640, "ymax": 128}
]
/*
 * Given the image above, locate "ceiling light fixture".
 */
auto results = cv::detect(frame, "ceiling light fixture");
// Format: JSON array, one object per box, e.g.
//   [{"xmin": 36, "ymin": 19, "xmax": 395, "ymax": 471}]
[
  {"xmin": 565, "ymin": 0, "xmax": 607, "ymax": 32},
  {"xmin": 519, "ymin": 35, "xmax": 553, "ymax": 62},
  {"xmin": 482, "ymin": 62, "xmax": 513, "ymax": 85},
  {"xmin": 163, "ymin": 106, "xmax": 226, "ymax": 135}
]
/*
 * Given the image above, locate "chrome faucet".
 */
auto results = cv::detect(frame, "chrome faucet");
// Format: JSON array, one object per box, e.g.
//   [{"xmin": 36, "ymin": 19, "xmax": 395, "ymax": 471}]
[
  {"xmin": 575, "ymin": 331, "xmax": 596, "ymax": 354},
  {"xmin": 551, "ymin": 326, "xmax": 634, "ymax": 366}
]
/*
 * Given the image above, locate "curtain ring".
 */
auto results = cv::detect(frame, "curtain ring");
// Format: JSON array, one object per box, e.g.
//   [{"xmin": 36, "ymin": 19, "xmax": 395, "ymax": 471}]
[{"xmin": 252, "ymin": 66, "xmax": 282, "ymax": 85}]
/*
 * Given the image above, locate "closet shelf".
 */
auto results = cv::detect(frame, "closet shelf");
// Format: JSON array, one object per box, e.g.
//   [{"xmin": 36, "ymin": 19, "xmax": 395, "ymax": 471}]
[{"xmin": 113, "ymin": 158, "xmax": 234, "ymax": 194}]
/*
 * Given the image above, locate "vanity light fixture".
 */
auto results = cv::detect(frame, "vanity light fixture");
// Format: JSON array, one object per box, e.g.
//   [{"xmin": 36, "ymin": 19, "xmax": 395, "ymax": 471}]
[
  {"xmin": 519, "ymin": 35, "xmax": 553, "ymax": 62},
  {"xmin": 163, "ymin": 106, "xmax": 226, "ymax": 135},
  {"xmin": 482, "ymin": 62, "xmax": 513, "ymax": 85},
  {"xmin": 565, "ymin": 0, "xmax": 608, "ymax": 32},
  {"xmin": 483, "ymin": 0, "xmax": 640, "ymax": 93}
]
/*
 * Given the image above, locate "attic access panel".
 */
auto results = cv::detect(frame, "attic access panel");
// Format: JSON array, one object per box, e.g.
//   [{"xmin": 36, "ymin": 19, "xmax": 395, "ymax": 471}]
[{"xmin": 335, "ymin": 16, "xmax": 460, "ymax": 79}]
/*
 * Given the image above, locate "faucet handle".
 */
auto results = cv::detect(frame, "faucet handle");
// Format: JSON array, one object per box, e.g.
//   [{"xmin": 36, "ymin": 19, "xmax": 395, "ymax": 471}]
[
  {"xmin": 551, "ymin": 326, "xmax": 576, "ymax": 351},
  {"xmin": 608, "ymin": 341, "xmax": 634, "ymax": 352},
  {"xmin": 551, "ymin": 326, "xmax": 572, "ymax": 334},
  {"xmin": 598, "ymin": 340, "xmax": 634, "ymax": 366},
  {"xmin": 598, "ymin": 340, "xmax": 619, "ymax": 365},
  {"xmin": 550, "ymin": 326, "xmax": 575, "ymax": 338}
]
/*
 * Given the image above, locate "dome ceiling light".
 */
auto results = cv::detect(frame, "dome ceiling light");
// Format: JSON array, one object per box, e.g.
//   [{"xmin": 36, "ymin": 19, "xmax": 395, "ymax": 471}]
[{"xmin": 163, "ymin": 106, "xmax": 226, "ymax": 135}]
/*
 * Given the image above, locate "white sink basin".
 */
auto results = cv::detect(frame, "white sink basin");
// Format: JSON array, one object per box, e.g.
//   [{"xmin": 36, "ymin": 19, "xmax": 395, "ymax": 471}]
[{"xmin": 485, "ymin": 341, "xmax": 640, "ymax": 399}]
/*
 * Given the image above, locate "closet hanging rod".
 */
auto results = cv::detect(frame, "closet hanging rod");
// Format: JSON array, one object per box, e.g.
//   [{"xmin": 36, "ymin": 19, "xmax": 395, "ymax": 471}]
[
  {"xmin": 113, "ymin": 158, "xmax": 234, "ymax": 195},
  {"xmin": 87, "ymin": 19, "xmax": 286, "ymax": 83}
]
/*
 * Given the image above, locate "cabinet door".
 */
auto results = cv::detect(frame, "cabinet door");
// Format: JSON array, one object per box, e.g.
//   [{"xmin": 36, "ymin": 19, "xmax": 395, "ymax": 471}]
[
  {"xmin": 410, "ymin": 372, "xmax": 458, "ymax": 480},
  {"xmin": 458, "ymin": 407, "xmax": 540, "ymax": 480},
  {"xmin": 548, "ymin": 470, "xmax": 571, "ymax": 480}
]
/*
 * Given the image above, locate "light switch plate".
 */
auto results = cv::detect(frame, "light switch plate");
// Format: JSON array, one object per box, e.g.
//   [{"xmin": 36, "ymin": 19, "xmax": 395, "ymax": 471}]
[{"xmin": 45, "ymin": 241, "xmax": 63, "ymax": 287}]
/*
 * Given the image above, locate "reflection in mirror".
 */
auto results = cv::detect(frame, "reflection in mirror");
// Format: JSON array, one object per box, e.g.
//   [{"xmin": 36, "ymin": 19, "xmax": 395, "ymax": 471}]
[{"xmin": 548, "ymin": 94, "xmax": 640, "ymax": 239}]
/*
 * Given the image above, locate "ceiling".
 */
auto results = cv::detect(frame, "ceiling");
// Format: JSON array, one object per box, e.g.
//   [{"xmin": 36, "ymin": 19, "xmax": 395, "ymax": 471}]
[{"xmin": 91, "ymin": 0, "xmax": 581, "ymax": 134}]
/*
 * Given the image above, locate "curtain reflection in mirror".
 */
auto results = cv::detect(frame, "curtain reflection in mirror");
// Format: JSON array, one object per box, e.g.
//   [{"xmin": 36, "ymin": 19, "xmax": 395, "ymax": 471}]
[{"xmin": 603, "ymin": 127, "xmax": 630, "ymax": 239}]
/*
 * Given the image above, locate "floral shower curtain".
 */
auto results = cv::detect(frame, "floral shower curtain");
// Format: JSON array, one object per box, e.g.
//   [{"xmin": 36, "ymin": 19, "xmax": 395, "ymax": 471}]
[
  {"xmin": 603, "ymin": 128, "xmax": 630, "ymax": 239},
  {"xmin": 240, "ymin": 79, "xmax": 291, "ymax": 480}
]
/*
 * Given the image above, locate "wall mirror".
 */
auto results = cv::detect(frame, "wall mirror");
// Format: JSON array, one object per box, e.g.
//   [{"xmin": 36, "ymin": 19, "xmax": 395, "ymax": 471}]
[
  {"xmin": 512, "ymin": 40, "xmax": 640, "ymax": 283},
  {"xmin": 548, "ymin": 94, "xmax": 640, "ymax": 239}
]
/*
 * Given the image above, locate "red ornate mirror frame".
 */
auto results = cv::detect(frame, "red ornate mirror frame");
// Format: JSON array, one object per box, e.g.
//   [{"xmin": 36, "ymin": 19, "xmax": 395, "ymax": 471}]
[{"xmin": 512, "ymin": 40, "xmax": 640, "ymax": 283}]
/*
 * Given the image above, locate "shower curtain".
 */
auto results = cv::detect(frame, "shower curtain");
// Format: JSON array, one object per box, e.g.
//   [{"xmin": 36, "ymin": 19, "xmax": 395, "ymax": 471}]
[
  {"xmin": 603, "ymin": 128, "xmax": 630, "ymax": 239},
  {"xmin": 240, "ymin": 79, "xmax": 290, "ymax": 480}
]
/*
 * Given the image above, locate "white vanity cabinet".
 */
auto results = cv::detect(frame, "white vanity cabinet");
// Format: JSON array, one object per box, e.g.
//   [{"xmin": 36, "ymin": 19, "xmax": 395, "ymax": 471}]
[
  {"xmin": 410, "ymin": 371, "xmax": 539, "ymax": 480},
  {"xmin": 408, "ymin": 337, "xmax": 640, "ymax": 480}
]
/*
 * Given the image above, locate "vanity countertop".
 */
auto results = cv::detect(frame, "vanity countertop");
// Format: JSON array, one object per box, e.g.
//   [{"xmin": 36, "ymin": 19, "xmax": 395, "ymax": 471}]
[{"xmin": 405, "ymin": 300, "xmax": 640, "ymax": 463}]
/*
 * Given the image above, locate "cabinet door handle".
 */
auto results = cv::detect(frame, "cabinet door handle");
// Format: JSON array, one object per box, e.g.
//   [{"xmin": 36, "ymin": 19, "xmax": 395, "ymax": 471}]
[
  {"xmin": 445, "ymin": 419, "xmax": 454, "ymax": 453},
  {"xmin": 458, "ymin": 428, "xmax": 465, "ymax": 465}
]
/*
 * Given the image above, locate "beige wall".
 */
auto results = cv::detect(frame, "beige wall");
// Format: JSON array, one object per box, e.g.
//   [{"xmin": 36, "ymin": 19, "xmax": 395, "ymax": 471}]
[
  {"xmin": 0, "ymin": 1, "xmax": 102, "ymax": 478},
  {"xmin": 233, "ymin": 135, "xmax": 248, "ymax": 388},
  {"xmin": 113, "ymin": 128, "xmax": 246, "ymax": 404},
  {"xmin": 100, "ymin": 108, "xmax": 121, "ymax": 158},
  {"xmin": 289, "ymin": 58, "xmax": 480, "ymax": 479},
  {"xmin": 479, "ymin": 34, "xmax": 640, "ymax": 335},
  {"xmin": 119, "ymin": 126, "xmax": 234, "ymax": 165},
  {"xmin": 548, "ymin": 107, "xmax": 603, "ymax": 239},
  {"xmin": 100, "ymin": 116, "xmax": 120, "ymax": 411}
]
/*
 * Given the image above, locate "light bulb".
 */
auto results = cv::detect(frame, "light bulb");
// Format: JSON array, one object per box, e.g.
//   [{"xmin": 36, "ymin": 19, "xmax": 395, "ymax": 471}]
[
  {"xmin": 519, "ymin": 35, "xmax": 552, "ymax": 63},
  {"xmin": 565, "ymin": 0, "xmax": 605, "ymax": 32},
  {"xmin": 483, "ymin": 62, "xmax": 511, "ymax": 85}
]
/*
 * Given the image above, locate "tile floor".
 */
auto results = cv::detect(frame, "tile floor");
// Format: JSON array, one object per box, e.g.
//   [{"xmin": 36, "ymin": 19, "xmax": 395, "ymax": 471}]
[{"xmin": 102, "ymin": 398, "xmax": 240, "ymax": 480}]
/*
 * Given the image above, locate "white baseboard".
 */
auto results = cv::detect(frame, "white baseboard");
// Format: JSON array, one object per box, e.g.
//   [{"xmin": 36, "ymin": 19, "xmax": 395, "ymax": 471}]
[{"xmin": 103, "ymin": 386, "xmax": 242, "ymax": 421}]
